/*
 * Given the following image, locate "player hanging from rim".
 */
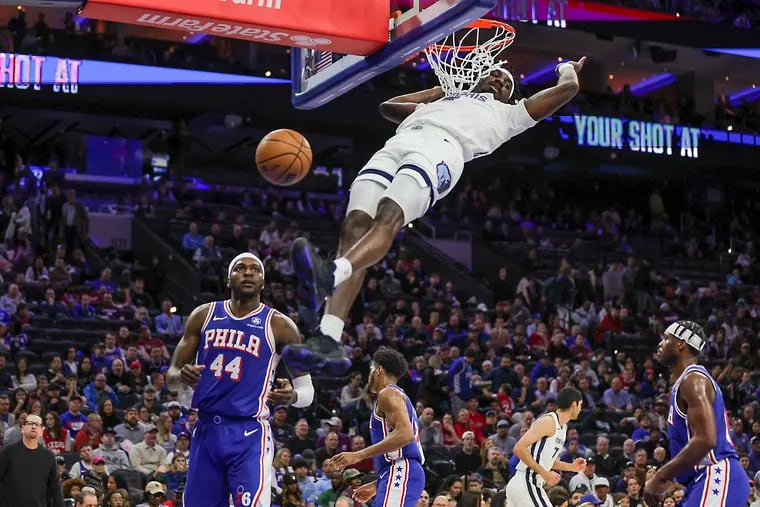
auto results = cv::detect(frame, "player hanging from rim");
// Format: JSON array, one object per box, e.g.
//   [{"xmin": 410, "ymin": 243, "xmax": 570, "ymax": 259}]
[
  {"xmin": 643, "ymin": 321, "xmax": 750, "ymax": 507},
  {"xmin": 166, "ymin": 253, "xmax": 344, "ymax": 507},
  {"xmin": 330, "ymin": 348, "xmax": 425, "ymax": 507},
  {"xmin": 290, "ymin": 55, "xmax": 586, "ymax": 352},
  {"xmin": 505, "ymin": 387, "xmax": 586, "ymax": 507}
]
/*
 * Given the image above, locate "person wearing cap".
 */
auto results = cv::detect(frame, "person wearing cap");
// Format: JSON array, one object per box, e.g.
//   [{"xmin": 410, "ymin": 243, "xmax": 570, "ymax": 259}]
[
  {"xmin": 506, "ymin": 387, "xmax": 586, "ymax": 507},
  {"xmin": 128, "ymin": 423, "xmax": 166, "ymax": 476},
  {"xmin": 317, "ymin": 416, "xmax": 352, "ymax": 452},
  {"xmin": 270, "ymin": 404, "xmax": 294, "ymax": 446},
  {"xmin": 93, "ymin": 426, "xmax": 131, "ymax": 471},
  {"xmin": 165, "ymin": 430, "xmax": 191, "ymax": 465},
  {"xmin": 592, "ymin": 477, "xmax": 613, "ymax": 507},
  {"xmin": 165, "ymin": 252, "xmax": 324, "ymax": 507},
  {"xmin": 82, "ymin": 454, "xmax": 109, "ymax": 493},
  {"xmin": 454, "ymin": 430, "xmax": 482, "ymax": 475},
  {"xmin": 141, "ymin": 480, "xmax": 168, "ymax": 507},
  {"xmin": 645, "ymin": 320, "xmax": 750, "ymax": 507},
  {"xmin": 577, "ymin": 493, "xmax": 604, "ymax": 507},
  {"xmin": 339, "ymin": 468, "xmax": 364, "ymax": 501},
  {"xmin": 489, "ymin": 418, "xmax": 516, "ymax": 457},
  {"xmin": 114, "ymin": 406, "xmax": 144, "ymax": 445},
  {"xmin": 569, "ymin": 456, "xmax": 599, "ymax": 492},
  {"xmin": 60, "ymin": 394, "xmax": 88, "ymax": 439},
  {"xmin": 0, "ymin": 413, "xmax": 65, "ymax": 506}
]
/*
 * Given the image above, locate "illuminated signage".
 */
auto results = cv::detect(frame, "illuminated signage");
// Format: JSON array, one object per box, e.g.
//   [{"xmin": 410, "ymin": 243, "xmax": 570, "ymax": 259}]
[
  {"xmin": 572, "ymin": 115, "xmax": 700, "ymax": 159},
  {"xmin": 0, "ymin": 53, "xmax": 81, "ymax": 94},
  {"xmin": 0, "ymin": 52, "xmax": 290, "ymax": 94}
]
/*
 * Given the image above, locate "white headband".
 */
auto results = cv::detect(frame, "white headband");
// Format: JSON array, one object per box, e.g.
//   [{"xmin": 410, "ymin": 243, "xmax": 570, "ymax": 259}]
[
  {"xmin": 664, "ymin": 322, "xmax": 705, "ymax": 352},
  {"xmin": 493, "ymin": 66, "xmax": 515, "ymax": 100},
  {"xmin": 227, "ymin": 253, "xmax": 265, "ymax": 280}
]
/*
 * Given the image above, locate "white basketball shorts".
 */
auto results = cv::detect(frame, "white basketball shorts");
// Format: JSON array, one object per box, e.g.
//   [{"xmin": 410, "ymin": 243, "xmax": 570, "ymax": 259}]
[
  {"xmin": 505, "ymin": 471, "xmax": 552, "ymax": 507},
  {"xmin": 346, "ymin": 124, "xmax": 465, "ymax": 224}
]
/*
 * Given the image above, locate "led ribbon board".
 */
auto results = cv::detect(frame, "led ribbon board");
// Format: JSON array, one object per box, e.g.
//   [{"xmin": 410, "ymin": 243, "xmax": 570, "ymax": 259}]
[{"xmin": 0, "ymin": 52, "xmax": 290, "ymax": 93}]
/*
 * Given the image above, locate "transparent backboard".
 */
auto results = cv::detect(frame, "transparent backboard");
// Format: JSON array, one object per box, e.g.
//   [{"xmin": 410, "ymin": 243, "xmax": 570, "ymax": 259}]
[{"xmin": 290, "ymin": 0, "xmax": 498, "ymax": 110}]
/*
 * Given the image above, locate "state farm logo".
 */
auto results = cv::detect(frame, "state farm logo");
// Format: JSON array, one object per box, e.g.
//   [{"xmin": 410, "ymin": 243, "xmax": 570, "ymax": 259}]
[
  {"xmin": 219, "ymin": 0, "xmax": 282, "ymax": 9},
  {"xmin": 136, "ymin": 14, "xmax": 332, "ymax": 47}
]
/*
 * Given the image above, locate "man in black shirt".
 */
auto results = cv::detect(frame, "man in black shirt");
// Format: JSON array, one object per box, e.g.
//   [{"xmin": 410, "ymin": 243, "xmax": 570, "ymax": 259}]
[{"xmin": 0, "ymin": 413, "xmax": 64, "ymax": 507}]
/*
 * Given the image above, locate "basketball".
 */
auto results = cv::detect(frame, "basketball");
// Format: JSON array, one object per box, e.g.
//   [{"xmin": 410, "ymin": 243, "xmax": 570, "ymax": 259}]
[{"xmin": 255, "ymin": 129, "xmax": 312, "ymax": 186}]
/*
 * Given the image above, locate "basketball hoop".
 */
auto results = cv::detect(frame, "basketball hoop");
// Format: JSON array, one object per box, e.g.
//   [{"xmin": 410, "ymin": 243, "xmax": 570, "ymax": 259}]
[{"xmin": 425, "ymin": 19, "xmax": 517, "ymax": 96}]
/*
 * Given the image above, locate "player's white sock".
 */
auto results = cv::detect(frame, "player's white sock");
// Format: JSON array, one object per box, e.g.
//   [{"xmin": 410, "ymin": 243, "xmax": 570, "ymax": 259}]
[
  {"xmin": 320, "ymin": 314, "xmax": 344, "ymax": 342},
  {"xmin": 333, "ymin": 257, "xmax": 353, "ymax": 287}
]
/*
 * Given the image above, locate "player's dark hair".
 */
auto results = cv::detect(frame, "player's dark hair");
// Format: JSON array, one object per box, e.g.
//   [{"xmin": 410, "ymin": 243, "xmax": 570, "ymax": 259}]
[
  {"xmin": 557, "ymin": 387, "xmax": 583, "ymax": 410},
  {"xmin": 372, "ymin": 348, "xmax": 408, "ymax": 380}
]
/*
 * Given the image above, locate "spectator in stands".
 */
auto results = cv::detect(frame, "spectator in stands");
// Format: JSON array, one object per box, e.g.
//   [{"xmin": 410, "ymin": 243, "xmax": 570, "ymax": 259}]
[
  {"xmin": 11, "ymin": 356, "xmax": 36, "ymax": 392},
  {"xmin": 569, "ymin": 457, "xmax": 599, "ymax": 491},
  {"xmin": 97, "ymin": 291, "xmax": 121, "ymax": 320},
  {"xmin": 69, "ymin": 443, "xmax": 96, "ymax": 478},
  {"xmin": 193, "ymin": 235, "xmax": 223, "ymax": 271},
  {"xmin": 49, "ymin": 257, "xmax": 72, "ymax": 286},
  {"xmin": 448, "ymin": 349, "xmax": 476, "ymax": 414},
  {"xmin": 131, "ymin": 278, "xmax": 154, "ymax": 309},
  {"xmin": 84, "ymin": 373, "xmax": 118, "ymax": 411},
  {"xmin": 315, "ymin": 431, "xmax": 341, "ymax": 465},
  {"xmin": 93, "ymin": 426, "xmax": 130, "ymax": 471},
  {"xmin": 154, "ymin": 299, "xmax": 183, "ymax": 337},
  {"xmin": 115, "ymin": 406, "xmax": 143, "ymax": 446},
  {"xmin": 454, "ymin": 430, "xmax": 481, "ymax": 475},
  {"xmin": 72, "ymin": 294, "xmax": 96, "ymax": 320},
  {"xmin": 60, "ymin": 190, "xmax": 89, "ymax": 259},
  {"xmin": 155, "ymin": 453, "xmax": 188, "ymax": 493},
  {"xmin": 0, "ymin": 284, "xmax": 25, "ymax": 315},
  {"xmin": 602, "ymin": 377, "xmax": 633, "ymax": 413},
  {"xmin": 74, "ymin": 412, "xmax": 103, "ymax": 452},
  {"xmin": 41, "ymin": 410, "xmax": 70, "ymax": 454},
  {"xmin": 419, "ymin": 407, "xmax": 443, "ymax": 446},
  {"xmin": 129, "ymin": 423, "xmax": 166, "ymax": 476}
]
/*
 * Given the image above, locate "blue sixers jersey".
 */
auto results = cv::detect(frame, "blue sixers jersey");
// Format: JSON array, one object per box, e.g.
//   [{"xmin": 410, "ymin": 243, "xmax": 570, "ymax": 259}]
[
  {"xmin": 668, "ymin": 364, "xmax": 738, "ymax": 486},
  {"xmin": 369, "ymin": 384, "xmax": 425, "ymax": 472},
  {"xmin": 192, "ymin": 300, "xmax": 279, "ymax": 419}
]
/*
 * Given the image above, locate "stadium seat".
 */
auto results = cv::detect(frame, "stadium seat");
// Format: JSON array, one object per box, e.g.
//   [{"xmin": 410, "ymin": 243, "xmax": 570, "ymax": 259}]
[{"xmin": 61, "ymin": 451, "xmax": 80, "ymax": 470}]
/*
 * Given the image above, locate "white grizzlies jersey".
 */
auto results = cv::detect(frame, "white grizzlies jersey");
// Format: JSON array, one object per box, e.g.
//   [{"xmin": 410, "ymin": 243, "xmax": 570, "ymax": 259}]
[
  {"xmin": 516, "ymin": 412, "xmax": 567, "ymax": 486},
  {"xmin": 397, "ymin": 92, "xmax": 538, "ymax": 162}
]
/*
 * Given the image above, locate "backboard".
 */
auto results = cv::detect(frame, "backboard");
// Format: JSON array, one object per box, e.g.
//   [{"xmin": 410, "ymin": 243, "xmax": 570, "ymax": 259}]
[{"xmin": 291, "ymin": 0, "xmax": 499, "ymax": 110}]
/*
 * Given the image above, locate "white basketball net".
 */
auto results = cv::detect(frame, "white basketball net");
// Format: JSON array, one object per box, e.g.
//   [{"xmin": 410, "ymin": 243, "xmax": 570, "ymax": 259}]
[{"xmin": 425, "ymin": 23, "xmax": 516, "ymax": 95}]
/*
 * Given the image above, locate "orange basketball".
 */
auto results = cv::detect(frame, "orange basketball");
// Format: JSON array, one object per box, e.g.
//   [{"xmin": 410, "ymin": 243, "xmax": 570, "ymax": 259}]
[{"xmin": 255, "ymin": 129, "xmax": 312, "ymax": 186}]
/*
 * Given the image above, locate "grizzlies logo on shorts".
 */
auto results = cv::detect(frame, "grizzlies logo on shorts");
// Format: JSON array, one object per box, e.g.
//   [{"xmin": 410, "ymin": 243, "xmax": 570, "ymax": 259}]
[{"xmin": 436, "ymin": 161, "xmax": 451, "ymax": 193}]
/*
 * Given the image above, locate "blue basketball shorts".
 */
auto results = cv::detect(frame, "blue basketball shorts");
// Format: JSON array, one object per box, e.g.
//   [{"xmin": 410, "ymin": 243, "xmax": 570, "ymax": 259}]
[
  {"xmin": 683, "ymin": 457, "xmax": 750, "ymax": 507},
  {"xmin": 373, "ymin": 458, "xmax": 425, "ymax": 507},
  {"xmin": 184, "ymin": 415, "xmax": 274, "ymax": 507}
]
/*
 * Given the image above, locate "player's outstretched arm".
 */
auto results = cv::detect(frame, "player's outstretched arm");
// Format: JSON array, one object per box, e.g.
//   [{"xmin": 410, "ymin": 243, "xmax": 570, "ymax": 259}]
[
  {"xmin": 512, "ymin": 415, "xmax": 561, "ymax": 486},
  {"xmin": 524, "ymin": 57, "xmax": 586, "ymax": 122},
  {"xmin": 553, "ymin": 457, "xmax": 586, "ymax": 473},
  {"xmin": 331, "ymin": 388, "xmax": 414, "ymax": 469},
  {"xmin": 379, "ymin": 86, "xmax": 445, "ymax": 124},
  {"xmin": 270, "ymin": 312, "xmax": 314, "ymax": 408},
  {"xmin": 166, "ymin": 303, "xmax": 211, "ymax": 391},
  {"xmin": 645, "ymin": 373, "xmax": 717, "ymax": 504}
]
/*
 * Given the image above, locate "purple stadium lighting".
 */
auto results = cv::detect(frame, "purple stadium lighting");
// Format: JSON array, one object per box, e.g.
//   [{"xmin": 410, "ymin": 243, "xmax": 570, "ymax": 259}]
[
  {"xmin": 728, "ymin": 86, "xmax": 760, "ymax": 104},
  {"xmin": 703, "ymin": 48, "xmax": 760, "ymax": 59},
  {"xmin": 629, "ymin": 72, "xmax": 676, "ymax": 97},
  {"xmin": 520, "ymin": 62, "xmax": 560, "ymax": 85}
]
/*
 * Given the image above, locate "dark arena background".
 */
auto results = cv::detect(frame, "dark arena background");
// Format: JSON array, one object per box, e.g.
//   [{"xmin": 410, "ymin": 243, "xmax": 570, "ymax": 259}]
[{"xmin": 0, "ymin": 0, "xmax": 758, "ymax": 506}]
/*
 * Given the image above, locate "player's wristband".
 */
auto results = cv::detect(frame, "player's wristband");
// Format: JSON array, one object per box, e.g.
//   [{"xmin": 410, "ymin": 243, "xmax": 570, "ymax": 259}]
[
  {"xmin": 291, "ymin": 374, "xmax": 314, "ymax": 408},
  {"xmin": 555, "ymin": 62, "xmax": 575, "ymax": 77}
]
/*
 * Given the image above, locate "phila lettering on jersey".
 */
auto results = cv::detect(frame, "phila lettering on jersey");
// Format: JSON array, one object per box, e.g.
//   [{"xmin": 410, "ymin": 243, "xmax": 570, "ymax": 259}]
[
  {"xmin": 397, "ymin": 93, "xmax": 538, "ymax": 162},
  {"xmin": 192, "ymin": 300, "xmax": 279, "ymax": 419}
]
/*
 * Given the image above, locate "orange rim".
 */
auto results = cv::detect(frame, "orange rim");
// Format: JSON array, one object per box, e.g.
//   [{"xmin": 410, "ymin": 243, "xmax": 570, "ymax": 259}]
[{"xmin": 429, "ymin": 19, "xmax": 516, "ymax": 53}]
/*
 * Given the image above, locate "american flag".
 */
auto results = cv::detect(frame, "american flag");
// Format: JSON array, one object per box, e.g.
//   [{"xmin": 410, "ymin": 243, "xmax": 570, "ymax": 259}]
[{"xmin": 314, "ymin": 51, "xmax": 333, "ymax": 73}]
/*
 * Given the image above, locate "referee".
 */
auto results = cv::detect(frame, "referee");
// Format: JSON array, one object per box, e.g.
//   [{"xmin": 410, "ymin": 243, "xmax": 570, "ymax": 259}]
[{"xmin": 0, "ymin": 413, "xmax": 64, "ymax": 507}]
